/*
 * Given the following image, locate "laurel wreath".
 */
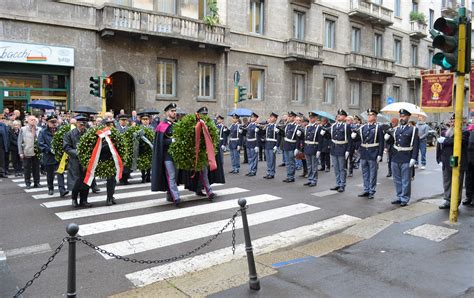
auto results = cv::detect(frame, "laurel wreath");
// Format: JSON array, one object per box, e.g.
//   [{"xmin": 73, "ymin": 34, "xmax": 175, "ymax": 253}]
[
  {"xmin": 169, "ymin": 114, "xmax": 218, "ymax": 171},
  {"xmin": 122, "ymin": 126, "xmax": 155, "ymax": 171},
  {"xmin": 34, "ymin": 140, "xmax": 42, "ymax": 159},
  {"xmin": 77, "ymin": 126, "xmax": 126, "ymax": 178},
  {"xmin": 51, "ymin": 124, "xmax": 71, "ymax": 162}
]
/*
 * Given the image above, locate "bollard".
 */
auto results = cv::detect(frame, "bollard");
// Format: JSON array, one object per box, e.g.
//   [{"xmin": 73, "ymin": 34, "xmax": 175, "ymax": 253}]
[
  {"xmin": 66, "ymin": 223, "xmax": 79, "ymax": 298},
  {"xmin": 238, "ymin": 198, "xmax": 261, "ymax": 291}
]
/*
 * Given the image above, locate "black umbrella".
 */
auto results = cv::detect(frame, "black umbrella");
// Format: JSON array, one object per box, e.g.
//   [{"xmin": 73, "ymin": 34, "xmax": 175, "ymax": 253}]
[
  {"xmin": 73, "ymin": 106, "xmax": 99, "ymax": 115},
  {"xmin": 137, "ymin": 108, "xmax": 160, "ymax": 116}
]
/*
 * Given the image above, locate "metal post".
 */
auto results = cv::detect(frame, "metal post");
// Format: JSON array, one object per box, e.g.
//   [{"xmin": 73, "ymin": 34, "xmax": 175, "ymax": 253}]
[
  {"xmin": 238, "ymin": 198, "xmax": 260, "ymax": 291},
  {"xmin": 66, "ymin": 223, "xmax": 79, "ymax": 298}
]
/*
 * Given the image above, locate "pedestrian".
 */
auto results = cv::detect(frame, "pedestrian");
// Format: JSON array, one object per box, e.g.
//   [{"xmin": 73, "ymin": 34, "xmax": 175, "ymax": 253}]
[
  {"xmin": 216, "ymin": 114, "xmax": 229, "ymax": 166},
  {"xmin": 244, "ymin": 112, "xmax": 260, "ymax": 176},
  {"xmin": 117, "ymin": 113, "xmax": 131, "ymax": 185},
  {"xmin": 228, "ymin": 113, "xmax": 243, "ymax": 174},
  {"xmin": 318, "ymin": 117, "xmax": 331, "ymax": 172},
  {"xmin": 263, "ymin": 112, "xmax": 280, "ymax": 179},
  {"xmin": 9, "ymin": 120, "xmax": 22, "ymax": 177},
  {"xmin": 282, "ymin": 111, "xmax": 301, "ymax": 183},
  {"xmin": 18, "ymin": 115, "xmax": 42, "ymax": 188},
  {"xmin": 0, "ymin": 114, "xmax": 9, "ymax": 178},
  {"xmin": 329, "ymin": 109, "xmax": 352, "ymax": 193},
  {"xmin": 388, "ymin": 109, "xmax": 419, "ymax": 207},
  {"xmin": 303, "ymin": 112, "xmax": 322, "ymax": 187},
  {"xmin": 138, "ymin": 112, "xmax": 154, "ymax": 183},
  {"xmin": 416, "ymin": 115, "xmax": 430, "ymax": 169},
  {"xmin": 104, "ymin": 119, "xmax": 118, "ymax": 206}
]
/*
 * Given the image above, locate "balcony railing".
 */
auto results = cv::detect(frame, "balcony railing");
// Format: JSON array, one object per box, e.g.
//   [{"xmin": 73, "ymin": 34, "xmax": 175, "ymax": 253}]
[
  {"xmin": 285, "ymin": 39, "xmax": 323, "ymax": 63},
  {"xmin": 99, "ymin": 5, "xmax": 229, "ymax": 46},
  {"xmin": 349, "ymin": 0, "xmax": 393, "ymax": 26},
  {"xmin": 410, "ymin": 21, "xmax": 427, "ymax": 39},
  {"xmin": 441, "ymin": 0, "xmax": 458, "ymax": 17},
  {"xmin": 345, "ymin": 53, "xmax": 395, "ymax": 75}
]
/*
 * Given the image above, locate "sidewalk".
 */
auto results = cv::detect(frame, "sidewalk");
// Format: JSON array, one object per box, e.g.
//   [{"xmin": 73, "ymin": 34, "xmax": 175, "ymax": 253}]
[{"xmin": 112, "ymin": 198, "xmax": 474, "ymax": 298}]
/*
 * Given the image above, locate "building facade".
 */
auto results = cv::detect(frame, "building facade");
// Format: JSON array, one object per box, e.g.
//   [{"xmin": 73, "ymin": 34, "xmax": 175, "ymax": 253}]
[{"xmin": 0, "ymin": 0, "xmax": 470, "ymax": 118}]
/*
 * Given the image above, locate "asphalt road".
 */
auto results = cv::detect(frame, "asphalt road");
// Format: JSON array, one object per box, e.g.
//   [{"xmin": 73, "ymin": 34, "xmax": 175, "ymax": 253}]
[{"xmin": 0, "ymin": 148, "xmax": 444, "ymax": 297}]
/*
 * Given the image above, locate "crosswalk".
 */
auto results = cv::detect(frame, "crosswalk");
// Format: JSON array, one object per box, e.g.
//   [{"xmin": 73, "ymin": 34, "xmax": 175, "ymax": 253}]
[{"xmin": 11, "ymin": 171, "xmax": 361, "ymax": 290}]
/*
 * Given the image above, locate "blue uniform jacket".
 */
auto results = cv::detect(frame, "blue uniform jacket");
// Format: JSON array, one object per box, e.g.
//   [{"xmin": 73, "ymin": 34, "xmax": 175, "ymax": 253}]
[
  {"xmin": 38, "ymin": 127, "xmax": 58, "ymax": 166},
  {"xmin": 282, "ymin": 122, "xmax": 301, "ymax": 151},
  {"xmin": 358, "ymin": 123, "xmax": 384, "ymax": 160},
  {"xmin": 264, "ymin": 123, "xmax": 280, "ymax": 150},
  {"xmin": 0, "ymin": 122, "xmax": 9, "ymax": 153},
  {"xmin": 228, "ymin": 123, "xmax": 243, "ymax": 150},
  {"xmin": 329, "ymin": 122, "xmax": 352, "ymax": 156},
  {"xmin": 217, "ymin": 124, "xmax": 229, "ymax": 147},
  {"xmin": 302, "ymin": 123, "xmax": 322, "ymax": 155},
  {"xmin": 390, "ymin": 125, "xmax": 419, "ymax": 163},
  {"xmin": 243, "ymin": 122, "xmax": 259, "ymax": 149}
]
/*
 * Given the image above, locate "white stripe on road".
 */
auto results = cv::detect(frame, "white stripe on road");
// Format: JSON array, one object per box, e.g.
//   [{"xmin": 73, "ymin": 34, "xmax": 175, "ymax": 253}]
[
  {"xmin": 24, "ymin": 177, "xmax": 143, "ymax": 192},
  {"xmin": 311, "ymin": 190, "xmax": 338, "ymax": 197},
  {"xmin": 4, "ymin": 243, "xmax": 51, "ymax": 259},
  {"xmin": 126, "ymin": 214, "xmax": 360, "ymax": 287},
  {"xmin": 32, "ymin": 183, "xmax": 151, "ymax": 200},
  {"xmin": 99, "ymin": 203, "xmax": 318, "ymax": 259},
  {"xmin": 11, "ymin": 171, "xmax": 142, "ymax": 183},
  {"xmin": 56, "ymin": 187, "xmax": 249, "ymax": 220}
]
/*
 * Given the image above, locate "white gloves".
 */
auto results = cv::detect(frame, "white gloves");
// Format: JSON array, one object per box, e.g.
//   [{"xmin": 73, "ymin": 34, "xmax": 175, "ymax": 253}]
[
  {"xmin": 345, "ymin": 151, "xmax": 349, "ymax": 160},
  {"xmin": 377, "ymin": 155, "xmax": 382, "ymax": 162},
  {"xmin": 294, "ymin": 149, "xmax": 299, "ymax": 155},
  {"xmin": 237, "ymin": 146, "xmax": 240, "ymax": 151},
  {"xmin": 384, "ymin": 133, "xmax": 390, "ymax": 141},
  {"xmin": 273, "ymin": 146, "xmax": 277, "ymax": 154},
  {"xmin": 220, "ymin": 145, "xmax": 226, "ymax": 151},
  {"xmin": 316, "ymin": 151, "xmax": 321, "ymax": 159},
  {"xmin": 409, "ymin": 159, "xmax": 416, "ymax": 167},
  {"xmin": 223, "ymin": 128, "xmax": 228, "ymax": 132},
  {"xmin": 275, "ymin": 128, "xmax": 279, "ymax": 133},
  {"xmin": 254, "ymin": 147, "xmax": 259, "ymax": 153},
  {"xmin": 320, "ymin": 130, "xmax": 326, "ymax": 136},
  {"xmin": 171, "ymin": 138, "xmax": 176, "ymax": 143},
  {"xmin": 296, "ymin": 130, "xmax": 302, "ymax": 136},
  {"xmin": 351, "ymin": 132, "xmax": 357, "ymax": 139},
  {"xmin": 255, "ymin": 127, "xmax": 259, "ymax": 132},
  {"xmin": 238, "ymin": 129, "xmax": 243, "ymax": 134},
  {"xmin": 51, "ymin": 148, "xmax": 55, "ymax": 154},
  {"xmin": 437, "ymin": 137, "xmax": 445, "ymax": 144}
]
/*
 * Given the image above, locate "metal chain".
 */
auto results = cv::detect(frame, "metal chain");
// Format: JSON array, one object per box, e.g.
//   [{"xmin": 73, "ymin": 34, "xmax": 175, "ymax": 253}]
[
  {"xmin": 80, "ymin": 210, "xmax": 241, "ymax": 265},
  {"xmin": 13, "ymin": 238, "xmax": 68, "ymax": 298}
]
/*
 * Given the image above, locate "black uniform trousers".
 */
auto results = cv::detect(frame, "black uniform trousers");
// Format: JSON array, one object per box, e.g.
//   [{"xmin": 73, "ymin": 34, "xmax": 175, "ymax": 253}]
[
  {"xmin": 319, "ymin": 152, "xmax": 330, "ymax": 170},
  {"xmin": 11, "ymin": 150, "xmax": 22, "ymax": 174},
  {"xmin": 141, "ymin": 169, "xmax": 151, "ymax": 182},
  {"xmin": 71, "ymin": 175, "xmax": 90, "ymax": 203},
  {"xmin": 45, "ymin": 164, "xmax": 66, "ymax": 193},
  {"xmin": 0, "ymin": 145, "xmax": 5, "ymax": 176},
  {"xmin": 23, "ymin": 156, "xmax": 40, "ymax": 185},
  {"xmin": 107, "ymin": 177, "xmax": 116, "ymax": 199}
]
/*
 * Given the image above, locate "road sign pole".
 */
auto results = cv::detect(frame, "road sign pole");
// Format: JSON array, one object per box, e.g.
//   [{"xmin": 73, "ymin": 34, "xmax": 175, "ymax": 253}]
[{"xmin": 233, "ymin": 71, "xmax": 240, "ymax": 109}]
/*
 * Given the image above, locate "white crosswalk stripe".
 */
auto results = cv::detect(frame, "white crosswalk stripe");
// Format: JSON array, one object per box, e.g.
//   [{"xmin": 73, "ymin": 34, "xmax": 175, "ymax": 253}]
[
  {"xmin": 23, "ymin": 177, "xmax": 143, "ymax": 192},
  {"xmin": 32, "ymin": 183, "xmax": 151, "ymax": 200},
  {"xmin": 11, "ymin": 171, "xmax": 142, "ymax": 183}
]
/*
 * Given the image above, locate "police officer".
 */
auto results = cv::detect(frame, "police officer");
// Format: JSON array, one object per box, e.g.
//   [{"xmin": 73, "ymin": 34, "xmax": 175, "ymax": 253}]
[
  {"xmin": 263, "ymin": 112, "xmax": 280, "ymax": 179},
  {"xmin": 104, "ymin": 119, "xmax": 118, "ymax": 206},
  {"xmin": 356, "ymin": 109, "xmax": 384, "ymax": 200},
  {"xmin": 116, "ymin": 113, "xmax": 131, "ymax": 185},
  {"xmin": 387, "ymin": 109, "xmax": 419, "ymax": 207},
  {"xmin": 139, "ymin": 113, "xmax": 153, "ymax": 183},
  {"xmin": 328, "ymin": 109, "xmax": 352, "ymax": 192},
  {"xmin": 304, "ymin": 112, "xmax": 322, "ymax": 187},
  {"xmin": 216, "ymin": 114, "xmax": 229, "ymax": 165},
  {"xmin": 228, "ymin": 114, "xmax": 243, "ymax": 174},
  {"xmin": 282, "ymin": 111, "xmax": 302, "ymax": 183},
  {"xmin": 244, "ymin": 112, "xmax": 259, "ymax": 176},
  {"xmin": 318, "ymin": 117, "xmax": 332, "ymax": 172}
]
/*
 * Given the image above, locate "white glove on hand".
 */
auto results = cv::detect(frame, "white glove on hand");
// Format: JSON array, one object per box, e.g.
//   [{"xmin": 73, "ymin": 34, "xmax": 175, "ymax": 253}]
[
  {"xmin": 377, "ymin": 155, "xmax": 382, "ymax": 163},
  {"xmin": 51, "ymin": 148, "xmax": 55, "ymax": 154},
  {"xmin": 296, "ymin": 130, "xmax": 302, "ymax": 137},
  {"xmin": 238, "ymin": 129, "xmax": 243, "ymax": 134},
  {"xmin": 320, "ymin": 130, "xmax": 326, "ymax": 136},
  {"xmin": 171, "ymin": 138, "xmax": 176, "ymax": 143},
  {"xmin": 345, "ymin": 151, "xmax": 350, "ymax": 160},
  {"xmin": 294, "ymin": 149, "xmax": 299, "ymax": 156},
  {"xmin": 437, "ymin": 137, "xmax": 445, "ymax": 144},
  {"xmin": 254, "ymin": 147, "xmax": 259, "ymax": 153},
  {"xmin": 255, "ymin": 127, "xmax": 259, "ymax": 132},
  {"xmin": 409, "ymin": 159, "xmax": 416, "ymax": 167},
  {"xmin": 351, "ymin": 132, "xmax": 357, "ymax": 139},
  {"xmin": 273, "ymin": 146, "xmax": 277, "ymax": 154},
  {"xmin": 384, "ymin": 148, "xmax": 388, "ymax": 154},
  {"xmin": 275, "ymin": 128, "xmax": 279, "ymax": 133},
  {"xmin": 220, "ymin": 145, "xmax": 226, "ymax": 151},
  {"xmin": 384, "ymin": 133, "xmax": 390, "ymax": 141},
  {"xmin": 237, "ymin": 146, "xmax": 240, "ymax": 151},
  {"xmin": 223, "ymin": 128, "xmax": 228, "ymax": 132},
  {"xmin": 316, "ymin": 151, "xmax": 321, "ymax": 159}
]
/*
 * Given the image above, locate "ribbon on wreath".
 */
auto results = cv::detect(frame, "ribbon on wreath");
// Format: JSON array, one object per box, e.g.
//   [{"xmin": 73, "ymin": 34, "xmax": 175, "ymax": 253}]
[
  {"xmin": 84, "ymin": 127, "xmax": 123, "ymax": 186},
  {"xmin": 57, "ymin": 124, "xmax": 75, "ymax": 174},
  {"xmin": 192, "ymin": 113, "xmax": 217, "ymax": 177},
  {"xmin": 131, "ymin": 129, "xmax": 153, "ymax": 171}
]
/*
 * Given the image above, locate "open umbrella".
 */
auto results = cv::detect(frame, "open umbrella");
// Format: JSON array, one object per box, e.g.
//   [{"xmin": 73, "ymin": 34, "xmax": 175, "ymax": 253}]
[
  {"xmin": 28, "ymin": 100, "xmax": 55, "ymax": 110},
  {"xmin": 137, "ymin": 108, "xmax": 160, "ymax": 116},
  {"xmin": 227, "ymin": 108, "xmax": 253, "ymax": 117},
  {"xmin": 381, "ymin": 102, "xmax": 427, "ymax": 118},
  {"xmin": 176, "ymin": 107, "xmax": 186, "ymax": 115},
  {"xmin": 73, "ymin": 106, "xmax": 98, "ymax": 115},
  {"xmin": 360, "ymin": 111, "xmax": 390, "ymax": 123},
  {"xmin": 312, "ymin": 110, "xmax": 335, "ymax": 122}
]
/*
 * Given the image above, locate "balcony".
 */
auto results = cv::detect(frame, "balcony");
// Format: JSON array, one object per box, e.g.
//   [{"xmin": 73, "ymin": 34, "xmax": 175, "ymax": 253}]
[
  {"xmin": 345, "ymin": 53, "xmax": 395, "ymax": 76},
  {"xmin": 441, "ymin": 0, "xmax": 458, "ymax": 18},
  {"xmin": 409, "ymin": 21, "xmax": 427, "ymax": 39},
  {"xmin": 98, "ymin": 4, "xmax": 230, "ymax": 48},
  {"xmin": 285, "ymin": 39, "xmax": 323, "ymax": 65},
  {"xmin": 349, "ymin": 0, "xmax": 393, "ymax": 27}
]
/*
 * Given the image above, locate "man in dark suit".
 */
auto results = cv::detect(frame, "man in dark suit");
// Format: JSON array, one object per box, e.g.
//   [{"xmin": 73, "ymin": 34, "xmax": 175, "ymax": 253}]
[{"xmin": 0, "ymin": 115, "xmax": 9, "ymax": 177}]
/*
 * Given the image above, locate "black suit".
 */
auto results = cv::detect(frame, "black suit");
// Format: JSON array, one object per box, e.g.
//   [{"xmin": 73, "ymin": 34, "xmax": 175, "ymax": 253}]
[{"xmin": 63, "ymin": 128, "xmax": 90, "ymax": 204}]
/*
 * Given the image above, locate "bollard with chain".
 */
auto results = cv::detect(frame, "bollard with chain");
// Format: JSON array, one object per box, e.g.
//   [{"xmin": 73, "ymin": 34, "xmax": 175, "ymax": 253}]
[
  {"xmin": 238, "ymin": 198, "xmax": 260, "ymax": 291},
  {"xmin": 66, "ymin": 223, "xmax": 79, "ymax": 298}
]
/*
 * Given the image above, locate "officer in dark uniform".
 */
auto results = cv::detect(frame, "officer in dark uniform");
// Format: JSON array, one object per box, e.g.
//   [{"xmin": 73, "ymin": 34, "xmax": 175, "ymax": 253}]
[
  {"xmin": 318, "ymin": 117, "xmax": 332, "ymax": 172},
  {"xmin": 216, "ymin": 114, "xmax": 229, "ymax": 165},
  {"xmin": 263, "ymin": 112, "xmax": 280, "ymax": 179},
  {"xmin": 228, "ymin": 113, "xmax": 243, "ymax": 174},
  {"xmin": 384, "ymin": 118, "xmax": 398, "ymax": 177},
  {"xmin": 329, "ymin": 109, "xmax": 352, "ymax": 192},
  {"xmin": 282, "ymin": 111, "xmax": 302, "ymax": 183},
  {"xmin": 116, "ymin": 114, "xmax": 131, "ymax": 184},
  {"xmin": 355, "ymin": 109, "xmax": 384, "ymax": 199},
  {"xmin": 138, "ymin": 112, "xmax": 153, "ymax": 183},
  {"xmin": 244, "ymin": 112, "xmax": 259, "ymax": 176},
  {"xmin": 304, "ymin": 112, "xmax": 322, "ymax": 187},
  {"xmin": 388, "ymin": 109, "xmax": 419, "ymax": 206}
]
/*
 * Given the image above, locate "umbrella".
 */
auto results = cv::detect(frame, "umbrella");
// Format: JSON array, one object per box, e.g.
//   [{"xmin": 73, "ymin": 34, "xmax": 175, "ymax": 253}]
[
  {"xmin": 360, "ymin": 111, "xmax": 390, "ymax": 123},
  {"xmin": 312, "ymin": 110, "xmax": 336, "ymax": 122},
  {"xmin": 381, "ymin": 102, "xmax": 427, "ymax": 118},
  {"xmin": 176, "ymin": 107, "xmax": 186, "ymax": 115},
  {"xmin": 73, "ymin": 106, "xmax": 98, "ymax": 115},
  {"xmin": 227, "ymin": 108, "xmax": 253, "ymax": 117},
  {"xmin": 28, "ymin": 100, "xmax": 55, "ymax": 110},
  {"xmin": 137, "ymin": 108, "xmax": 160, "ymax": 115}
]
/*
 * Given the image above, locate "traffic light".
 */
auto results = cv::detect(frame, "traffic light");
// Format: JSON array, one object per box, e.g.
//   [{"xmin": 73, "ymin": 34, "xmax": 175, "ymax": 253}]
[
  {"xmin": 103, "ymin": 76, "xmax": 113, "ymax": 100},
  {"xmin": 430, "ymin": 17, "xmax": 459, "ymax": 71},
  {"xmin": 238, "ymin": 85, "xmax": 247, "ymax": 102},
  {"xmin": 89, "ymin": 76, "xmax": 101, "ymax": 97}
]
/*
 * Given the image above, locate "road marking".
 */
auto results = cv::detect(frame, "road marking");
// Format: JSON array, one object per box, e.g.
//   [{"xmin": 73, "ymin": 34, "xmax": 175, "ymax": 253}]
[
  {"xmin": 356, "ymin": 183, "xmax": 381, "ymax": 187},
  {"xmin": 10, "ymin": 171, "xmax": 142, "ymax": 183},
  {"xmin": 4, "ymin": 243, "xmax": 51, "ymax": 259},
  {"xmin": 24, "ymin": 177, "xmax": 143, "ymax": 192},
  {"xmin": 311, "ymin": 190, "xmax": 338, "ymax": 197},
  {"xmin": 56, "ymin": 187, "xmax": 249, "ymax": 220},
  {"xmin": 403, "ymin": 224, "xmax": 458, "ymax": 242},
  {"xmin": 126, "ymin": 214, "xmax": 360, "ymax": 287},
  {"xmin": 272, "ymin": 256, "xmax": 316, "ymax": 268},
  {"xmin": 417, "ymin": 170, "xmax": 435, "ymax": 175},
  {"xmin": 100, "ymin": 203, "xmax": 318, "ymax": 259},
  {"xmin": 32, "ymin": 183, "xmax": 151, "ymax": 200}
]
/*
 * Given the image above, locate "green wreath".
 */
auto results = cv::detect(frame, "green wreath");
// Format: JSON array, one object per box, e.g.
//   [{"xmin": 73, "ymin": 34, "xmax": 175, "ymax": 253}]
[
  {"xmin": 122, "ymin": 126, "xmax": 155, "ymax": 171},
  {"xmin": 34, "ymin": 140, "xmax": 42, "ymax": 159},
  {"xmin": 169, "ymin": 114, "xmax": 218, "ymax": 171},
  {"xmin": 77, "ymin": 126, "xmax": 126, "ymax": 179},
  {"xmin": 51, "ymin": 124, "xmax": 71, "ymax": 162}
]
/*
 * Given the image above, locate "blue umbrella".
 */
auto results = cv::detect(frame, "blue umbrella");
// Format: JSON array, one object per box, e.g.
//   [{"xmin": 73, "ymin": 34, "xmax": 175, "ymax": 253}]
[
  {"xmin": 313, "ymin": 110, "xmax": 335, "ymax": 122},
  {"xmin": 28, "ymin": 100, "xmax": 55, "ymax": 110},
  {"xmin": 227, "ymin": 108, "xmax": 253, "ymax": 117}
]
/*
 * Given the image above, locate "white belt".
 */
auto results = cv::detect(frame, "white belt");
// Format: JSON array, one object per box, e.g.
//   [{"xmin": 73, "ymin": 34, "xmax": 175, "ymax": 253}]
[
  {"xmin": 393, "ymin": 145, "xmax": 413, "ymax": 151},
  {"xmin": 360, "ymin": 143, "xmax": 379, "ymax": 148},
  {"xmin": 266, "ymin": 138, "xmax": 277, "ymax": 142},
  {"xmin": 219, "ymin": 138, "xmax": 224, "ymax": 141},
  {"xmin": 305, "ymin": 141, "xmax": 319, "ymax": 145},
  {"xmin": 230, "ymin": 138, "xmax": 239, "ymax": 141},
  {"xmin": 284, "ymin": 137, "xmax": 297, "ymax": 143},
  {"xmin": 247, "ymin": 138, "xmax": 257, "ymax": 142},
  {"xmin": 332, "ymin": 140, "xmax": 348, "ymax": 145}
]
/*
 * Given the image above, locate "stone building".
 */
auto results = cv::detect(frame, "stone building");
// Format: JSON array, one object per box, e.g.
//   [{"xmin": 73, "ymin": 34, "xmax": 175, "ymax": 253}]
[{"xmin": 0, "ymin": 0, "xmax": 470, "ymax": 119}]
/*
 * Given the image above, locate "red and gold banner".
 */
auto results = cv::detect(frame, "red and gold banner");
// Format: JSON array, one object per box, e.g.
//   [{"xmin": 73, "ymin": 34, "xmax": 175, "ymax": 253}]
[
  {"xmin": 421, "ymin": 72, "xmax": 454, "ymax": 113},
  {"xmin": 470, "ymin": 65, "xmax": 474, "ymax": 108}
]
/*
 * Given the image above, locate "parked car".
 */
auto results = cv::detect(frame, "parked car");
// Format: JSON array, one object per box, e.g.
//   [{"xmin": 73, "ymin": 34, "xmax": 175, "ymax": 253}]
[{"xmin": 426, "ymin": 129, "xmax": 438, "ymax": 146}]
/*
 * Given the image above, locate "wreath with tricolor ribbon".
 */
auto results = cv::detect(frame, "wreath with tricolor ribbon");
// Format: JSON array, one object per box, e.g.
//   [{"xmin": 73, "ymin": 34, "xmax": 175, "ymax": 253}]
[{"xmin": 122, "ymin": 126, "xmax": 155, "ymax": 171}]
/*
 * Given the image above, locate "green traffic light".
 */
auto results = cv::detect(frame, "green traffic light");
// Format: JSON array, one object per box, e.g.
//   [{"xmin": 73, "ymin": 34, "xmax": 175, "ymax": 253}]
[
  {"xmin": 432, "ymin": 52, "xmax": 456, "ymax": 70},
  {"xmin": 238, "ymin": 85, "xmax": 247, "ymax": 102}
]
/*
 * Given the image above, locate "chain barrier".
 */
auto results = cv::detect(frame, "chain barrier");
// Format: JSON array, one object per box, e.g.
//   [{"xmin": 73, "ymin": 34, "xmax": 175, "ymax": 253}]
[
  {"xmin": 79, "ymin": 210, "xmax": 240, "ymax": 265},
  {"xmin": 13, "ymin": 237, "xmax": 68, "ymax": 298}
]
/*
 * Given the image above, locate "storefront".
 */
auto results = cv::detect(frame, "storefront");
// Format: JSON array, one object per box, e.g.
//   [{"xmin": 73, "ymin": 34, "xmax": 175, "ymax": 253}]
[{"xmin": 0, "ymin": 41, "xmax": 74, "ymax": 113}]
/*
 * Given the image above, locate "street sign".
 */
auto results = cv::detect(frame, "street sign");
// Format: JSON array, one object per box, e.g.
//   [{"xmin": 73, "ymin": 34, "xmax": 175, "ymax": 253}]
[{"xmin": 233, "ymin": 71, "xmax": 240, "ymax": 85}]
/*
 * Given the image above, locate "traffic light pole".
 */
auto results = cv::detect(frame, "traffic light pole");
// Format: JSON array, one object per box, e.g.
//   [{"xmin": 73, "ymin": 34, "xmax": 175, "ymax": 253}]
[{"xmin": 101, "ymin": 73, "xmax": 107, "ymax": 117}]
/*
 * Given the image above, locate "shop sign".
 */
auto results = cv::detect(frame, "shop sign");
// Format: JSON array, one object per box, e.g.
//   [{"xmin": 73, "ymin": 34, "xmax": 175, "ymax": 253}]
[{"xmin": 0, "ymin": 41, "xmax": 74, "ymax": 67}]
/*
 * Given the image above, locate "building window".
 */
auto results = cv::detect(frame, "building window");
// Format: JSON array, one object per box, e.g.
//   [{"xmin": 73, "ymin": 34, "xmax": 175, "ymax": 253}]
[
  {"xmin": 429, "ymin": 9, "xmax": 434, "ymax": 29},
  {"xmin": 374, "ymin": 34, "xmax": 383, "ymax": 57},
  {"xmin": 412, "ymin": 1, "xmax": 418, "ymax": 12},
  {"xmin": 323, "ymin": 76, "xmax": 335, "ymax": 104},
  {"xmin": 250, "ymin": 69, "xmax": 264, "ymax": 100},
  {"xmin": 372, "ymin": 0, "xmax": 382, "ymax": 4},
  {"xmin": 157, "ymin": 0, "xmax": 176, "ymax": 14},
  {"xmin": 293, "ymin": 11, "xmax": 305, "ymax": 40},
  {"xmin": 198, "ymin": 63, "xmax": 215, "ymax": 99},
  {"xmin": 324, "ymin": 19, "xmax": 335, "ymax": 49},
  {"xmin": 394, "ymin": 0, "xmax": 401, "ymax": 17},
  {"xmin": 393, "ymin": 85, "xmax": 401, "ymax": 102},
  {"xmin": 411, "ymin": 44, "xmax": 418, "ymax": 66},
  {"xmin": 428, "ymin": 50, "xmax": 434, "ymax": 69},
  {"xmin": 351, "ymin": 27, "xmax": 361, "ymax": 53},
  {"xmin": 250, "ymin": 0, "xmax": 264, "ymax": 34},
  {"xmin": 394, "ymin": 39, "xmax": 402, "ymax": 64},
  {"xmin": 157, "ymin": 60, "xmax": 176, "ymax": 97},
  {"xmin": 291, "ymin": 73, "xmax": 305, "ymax": 103},
  {"xmin": 180, "ymin": 0, "xmax": 209, "ymax": 19},
  {"xmin": 350, "ymin": 81, "xmax": 360, "ymax": 106}
]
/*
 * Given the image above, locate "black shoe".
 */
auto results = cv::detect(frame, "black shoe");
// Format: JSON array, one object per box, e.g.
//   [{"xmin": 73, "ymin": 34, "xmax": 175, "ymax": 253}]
[
  {"xmin": 166, "ymin": 193, "xmax": 173, "ymax": 202},
  {"xmin": 141, "ymin": 178, "xmax": 146, "ymax": 183},
  {"xmin": 72, "ymin": 199, "xmax": 79, "ymax": 207},
  {"xmin": 391, "ymin": 200, "xmax": 401, "ymax": 204},
  {"xmin": 248, "ymin": 173, "xmax": 256, "ymax": 177},
  {"xmin": 358, "ymin": 192, "xmax": 369, "ymax": 197},
  {"xmin": 245, "ymin": 173, "xmax": 251, "ymax": 176},
  {"xmin": 348, "ymin": 173, "xmax": 353, "ymax": 177},
  {"xmin": 196, "ymin": 191, "xmax": 207, "ymax": 197},
  {"xmin": 60, "ymin": 191, "xmax": 69, "ymax": 197},
  {"xmin": 337, "ymin": 188, "xmax": 345, "ymax": 193},
  {"xmin": 208, "ymin": 193, "xmax": 216, "ymax": 201},
  {"xmin": 106, "ymin": 198, "xmax": 113, "ymax": 206},
  {"xmin": 303, "ymin": 182, "xmax": 311, "ymax": 186},
  {"xmin": 439, "ymin": 202, "xmax": 450, "ymax": 209},
  {"xmin": 318, "ymin": 168, "xmax": 325, "ymax": 171},
  {"xmin": 174, "ymin": 198, "xmax": 181, "ymax": 206},
  {"xmin": 229, "ymin": 170, "xmax": 236, "ymax": 174},
  {"xmin": 462, "ymin": 199, "xmax": 472, "ymax": 205},
  {"xmin": 282, "ymin": 178, "xmax": 295, "ymax": 183},
  {"xmin": 80, "ymin": 202, "xmax": 93, "ymax": 208},
  {"xmin": 400, "ymin": 202, "xmax": 408, "ymax": 207},
  {"xmin": 34, "ymin": 183, "xmax": 42, "ymax": 188},
  {"xmin": 299, "ymin": 173, "xmax": 308, "ymax": 178},
  {"xmin": 308, "ymin": 183, "xmax": 317, "ymax": 187},
  {"xmin": 26, "ymin": 184, "xmax": 31, "ymax": 189},
  {"xmin": 146, "ymin": 177, "xmax": 151, "ymax": 183},
  {"xmin": 368, "ymin": 194, "xmax": 375, "ymax": 200},
  {"xmin": 267, "ymin": 176, "xmax": 274, "ymax": 179},
  {"xmin": 111, "ymin": 197, "xmax": 117, "ymax": 205},
  {"xmin": 386, "ymin": 173, "xmax": 392, "ymax": 177},
  {"xmin": 0, "ymin": 174, "xmax": 7, "ymax": 178},
  {"xmin": 263, "ymin": 175, "xmax": 269, "ymax": 179},
  {"xmin": 278, "ymin": 163, "xmax": 286, "ymax": 167},
  {"xmin": 48, "ymin": 189, "xmax": 54, "ymax": 196},
  {"xmin": 92, "ymin": 188, "xmax": 101, "ymax": 194},
  {"xmin": 330, "ymin": 186, "xmax": 340, "ymax": 191}
]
